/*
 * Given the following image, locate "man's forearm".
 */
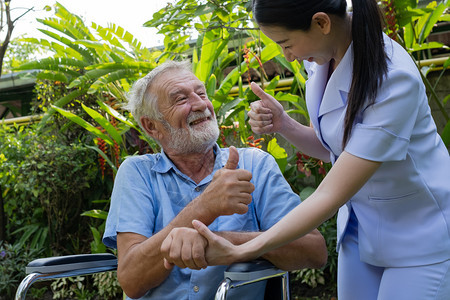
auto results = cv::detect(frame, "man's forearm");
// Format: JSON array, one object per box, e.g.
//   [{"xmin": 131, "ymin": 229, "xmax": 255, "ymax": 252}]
[
  {"xmin": 216, "ymin": 229, "xmax": 327, "ymax": 271},
  {"xmin": 117, "ymin": 198, "xmax": 217, "ymax": 298},
  {"xmin": 117, "ymin": 228, "xmax": 175, "ymax": 298}
]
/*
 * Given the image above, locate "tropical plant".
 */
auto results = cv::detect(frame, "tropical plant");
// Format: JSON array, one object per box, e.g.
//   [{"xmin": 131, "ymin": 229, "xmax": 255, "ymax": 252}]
[
  {"xmin": 147, "ymin": 0, "xmax": 310, "ymax": 158},
  {"xmin": 14, "ymin": 2, "xmax": 161, "ymax": 124},
  {"xmin": 9, "ymin": 2, "xmax": 328, "ymax": 297},
  {"xmin": 0, "ymin": 241, "xmax": 45, "ymax": 299},
  {"xmin": 15, "ymin": 0, "xmax": 313, "ymax": 187},
  {"xmin": 10, "ymin": 0, "xmax": 448, "ymax": 298},
  {"xmin": 382, "ymin": 0, "xmax": 450, "ymax": 147},
  {"xmin": 2, "ymin": 35, "xmax": 47, "ymax": 74},
  {"xmin": 0, "ymin": 0, "xmax": 34, "ymax": 76},
  {"xmin": 0, "ymin": 122, "xmax": 98, "ymax": 254}
]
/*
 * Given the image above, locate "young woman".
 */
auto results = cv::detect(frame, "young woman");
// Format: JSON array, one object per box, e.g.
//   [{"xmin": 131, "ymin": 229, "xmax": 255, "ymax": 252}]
[{"xmin": 162, "ymin": 0, "xmax": 450, "ymax": 298}]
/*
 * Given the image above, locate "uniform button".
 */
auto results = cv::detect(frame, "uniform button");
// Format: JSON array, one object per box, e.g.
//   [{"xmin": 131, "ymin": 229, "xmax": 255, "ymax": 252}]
[
  {"xmin": 195, "ymin": 187, "xmax": 201, "ymax": 192},
  {"xmin": 193, "ymin": 285, "xmax": 200, "ymax": 292}
]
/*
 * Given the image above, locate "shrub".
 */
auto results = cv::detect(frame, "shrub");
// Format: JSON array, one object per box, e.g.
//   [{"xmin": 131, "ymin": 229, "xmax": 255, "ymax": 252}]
[
  {"xmin": 0, "ymin": 241, "xmax": 45, "ymax": 299},
  {"xmin": 0, "ymin": 123, "xmax": 98, "ymax": 254}
]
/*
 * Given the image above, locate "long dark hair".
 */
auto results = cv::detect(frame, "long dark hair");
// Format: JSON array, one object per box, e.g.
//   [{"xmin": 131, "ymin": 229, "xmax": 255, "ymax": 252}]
[{"xmin": 252, "ymin": 0, "xmax": 388, "ymax": 148}]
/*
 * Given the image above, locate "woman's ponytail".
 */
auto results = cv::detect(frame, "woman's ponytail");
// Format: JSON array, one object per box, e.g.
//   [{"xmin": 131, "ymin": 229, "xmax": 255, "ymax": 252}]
[{"xmin": 342, "ymin": 0, "xmax": 388, "ymax": 147}]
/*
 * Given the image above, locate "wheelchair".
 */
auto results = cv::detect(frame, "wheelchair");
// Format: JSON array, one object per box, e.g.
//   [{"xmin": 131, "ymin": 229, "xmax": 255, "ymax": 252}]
[{"xmin": 15, "ymin": 253, "xmax": 289, "ymax": 299}]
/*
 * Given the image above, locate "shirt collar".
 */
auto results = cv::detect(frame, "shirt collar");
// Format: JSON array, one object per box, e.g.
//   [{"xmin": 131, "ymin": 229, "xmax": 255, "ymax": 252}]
[
  {"xmin": 318, "ymin": 42, "xmax": 353, "ymax": 117},
  {"xmin": 152, "ymin": 143, "xmax": 223, "ymax": 174}
]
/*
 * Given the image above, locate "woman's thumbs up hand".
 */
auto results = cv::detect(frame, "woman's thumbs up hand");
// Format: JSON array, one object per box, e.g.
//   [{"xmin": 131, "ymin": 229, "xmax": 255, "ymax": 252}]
[{"xmin": 248, "ymin": 82, "xmax": 287, "ymax": 135}]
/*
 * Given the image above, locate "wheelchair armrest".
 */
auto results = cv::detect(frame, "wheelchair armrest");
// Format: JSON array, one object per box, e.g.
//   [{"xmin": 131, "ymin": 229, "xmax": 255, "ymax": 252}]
[
  {"xmin": 25, "ymin": 253, "xmax": 117, "ymax": 274},
  {"xmin": 224, "ymin": 259, "xmax": 286, "ymax": 282},
  {"xmin": 215, "ymin": 260, "xmax": 289, "ymax": 300},
  {"xmin": 16, "ymin": 253, "xmax": 118, "ymax": 300}
]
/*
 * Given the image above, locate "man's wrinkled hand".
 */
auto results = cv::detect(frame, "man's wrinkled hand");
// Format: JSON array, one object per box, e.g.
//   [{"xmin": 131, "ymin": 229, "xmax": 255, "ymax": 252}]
[
  {"xmin": 200, "ymin": 146, "xmax": 255, "ymax": 218},
  {"xmin": 161, "ymin": 227, "xmax": 208, "ymax": 270},
  {"xmin": 192, "ymin": 220, "xmax": 241, "ymax": 266}
]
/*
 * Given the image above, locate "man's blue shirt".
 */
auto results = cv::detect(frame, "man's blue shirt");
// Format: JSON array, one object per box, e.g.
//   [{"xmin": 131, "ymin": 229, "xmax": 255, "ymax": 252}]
[{"xmin": 103, "ymin": 144, "xmax": 301, "ymax": 299}]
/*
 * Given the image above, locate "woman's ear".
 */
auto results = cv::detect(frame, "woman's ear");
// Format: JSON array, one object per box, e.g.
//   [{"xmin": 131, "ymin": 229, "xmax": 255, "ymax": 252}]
[
  {"xmin": 312, "ymin": 12, "xmax": 331, "ymax": 35},
  {"xmin": 141, "ymin": 116, "xmax": 162, "ymax": 140}
]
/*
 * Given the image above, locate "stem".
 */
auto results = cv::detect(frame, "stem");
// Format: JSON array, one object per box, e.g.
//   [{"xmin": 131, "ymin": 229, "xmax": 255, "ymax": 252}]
[{"xmin": 418, "ymin": 66, "xmax": 450, "ymax": 122}]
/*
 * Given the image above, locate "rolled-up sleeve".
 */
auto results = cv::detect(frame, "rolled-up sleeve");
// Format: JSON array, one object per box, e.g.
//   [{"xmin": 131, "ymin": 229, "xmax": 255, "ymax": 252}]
[{"xmin": 103, "ymin": 157, "xmax": 156, "ymax": 248}]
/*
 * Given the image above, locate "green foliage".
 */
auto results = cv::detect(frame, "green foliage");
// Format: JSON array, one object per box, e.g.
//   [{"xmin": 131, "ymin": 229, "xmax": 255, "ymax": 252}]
[
  {"xmin": 266, "ymin": 137, "xmax": 288, "ymax": 172},
  {"xmin": 50, "ymin": 271, "xmax": 122, "ymax": 300},
  {"xmin": 0, "ymin": 241, "xmax": 45, "ymax": 299},
  {"xmin": 395, "ymin": 0, "xmax": 449, "ymax": 58},
  {"xmin": 14, "ymin": 1, "xmax": 326, "ymax": 295},
  {"xmin": 5, "ymin": 1, "xmax": 447, "ymax": 298},
  {"xmin": 0, "ymin": 123, "xmax": 98, "ymax": 254},
  {"xmin": 387, "ymin": 0, "xmax": 450, "ymax": 146},
  {"xmin": 15, "ymin": 2, "xmax": 161, "ymax": 126},
  {"xmin": 292, "ymin": 268, "xmax": 325, "ymax": 289},
  {"xmin": 92, "ymin": 271, "xmax": 122, "ymax": 300},
  {"xmin": 51, "ymin": 276, "xmax": 94, "ymax": 300},
  {"xmin": 2, "ymin": 36, "xmax": 47, "ymax": 75}
]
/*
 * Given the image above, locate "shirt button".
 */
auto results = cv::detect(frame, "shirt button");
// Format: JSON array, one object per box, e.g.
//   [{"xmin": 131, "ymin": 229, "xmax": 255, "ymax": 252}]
[
  {"xmin": 195, "ymin": 187, "xmax": 201, "ymax": 192},
  {"xmin": 193, "ymin": 285, "xmax": 200, "ymax": 293}
]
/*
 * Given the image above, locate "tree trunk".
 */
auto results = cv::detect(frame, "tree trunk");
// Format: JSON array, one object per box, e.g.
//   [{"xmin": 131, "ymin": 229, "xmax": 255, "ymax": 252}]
[{"xmin": 0, "ymin": 0, "xmax": 15, "ymax": 77}]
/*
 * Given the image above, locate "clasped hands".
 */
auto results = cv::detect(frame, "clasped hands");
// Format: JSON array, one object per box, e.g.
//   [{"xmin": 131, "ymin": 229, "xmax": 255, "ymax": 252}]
[{"xmin": 160, "ymin": 222, "xmax": 238, "ymax": 270}]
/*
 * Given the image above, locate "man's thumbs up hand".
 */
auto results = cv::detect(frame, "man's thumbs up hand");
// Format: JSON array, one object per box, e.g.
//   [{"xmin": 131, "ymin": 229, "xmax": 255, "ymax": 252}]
[
  {"xmin": 198, "ymin": 146, "xmax": 254, "ymax": 219},
  {"xmin": 224, "ymin": 146, "xmax": 239, "ymax": 169}
]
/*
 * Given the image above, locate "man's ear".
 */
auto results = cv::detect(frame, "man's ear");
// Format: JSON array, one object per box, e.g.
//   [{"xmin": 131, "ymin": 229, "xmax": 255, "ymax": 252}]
[
  {"xmin": 141, "ymin": 116, "xmax": 162, "ymax": 140},
  {"xmin": 312, "ymin": 12, "xmax": 331, "ymax": 35}
]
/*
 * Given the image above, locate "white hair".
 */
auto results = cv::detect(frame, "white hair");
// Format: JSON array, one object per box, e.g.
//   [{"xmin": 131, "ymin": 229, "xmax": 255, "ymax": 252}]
[{"xmin": 125, "ymin": 60, "xmax": 192, "ymax": 129}]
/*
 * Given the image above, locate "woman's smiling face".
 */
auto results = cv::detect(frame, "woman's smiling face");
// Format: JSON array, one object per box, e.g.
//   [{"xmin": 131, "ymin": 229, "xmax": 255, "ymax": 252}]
[{"xmin": 259, "ymin": 13, "xmax": 335, "ymax": 65}]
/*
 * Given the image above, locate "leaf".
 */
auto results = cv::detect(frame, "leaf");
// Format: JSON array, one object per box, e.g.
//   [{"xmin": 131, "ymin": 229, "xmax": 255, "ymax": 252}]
[
  {"xmin": 418, "ymin": 1, "xmax": 447, "ymax": 44},
  {"xmin": 68, "ymin": 68, "xmax": 116, "ymax": 88},
  {"xmin": 217, "ymin": 97, "xmax": 244, "ymax": 118},
  {"xmin": 215, "ymin": 66, "xmax": 243, "ymax": 98},
  {"xmin": 51, "ymin": 105, "xmax": 114, "ymax": 145},
  {"xmin": 443, "ymin": 94, "xmax": 450, "ymax": 106},
  {"xmin": 409, "ymin": 42, "xmax": 446, "ymax": 52},
  {"xmin": 85, "ymin": 145, "xmax": 118, "ymax": 174},
  {"xmin": 300, "ymin": 186, "xmax": 316, "ymax": 200},
  {"xmin": 81, "ymin": 103, "xmax": 123, "ymax": 144},
  {"xmin": 195, "ymin": 29, "xmax": 230, "ymax": 82},
  {"xmin": 37, "ymin": 29, "xmax": 94, "ymax": 61},
  {"xmin": 206, "ymin": 74, "xmax": 217, "ymax": 99},
  {"xmin": 36, "ymin": 72, "xmax": 69, "ymax": 83},
  {"xmin": 441, "ymin": 120, "xmax": 450, "ymax": 148},
  {"xmin": 81, "ymin": 209, "xmax": 108, "ymax": 220},
  {"xmin": 267, "ymin": 138, "xmax": 288, "ymax": 172},
  {"xmin": 12, "ymin": 224, "xmax": 38, "ymax": 247},
  {"xmin": 87, "ymin": 69, "xmax": 141, "ymax": 94},
  {"xmin": 443, "ymin": 57, "xmax": 450, "ymax": 70},
  {"xmin": 97, "ymin": 100, "xmax": 137, "ymax": 129},
  {"xmin": 39, "ymin": 88, "xmax": 88, "ymax": 127}
]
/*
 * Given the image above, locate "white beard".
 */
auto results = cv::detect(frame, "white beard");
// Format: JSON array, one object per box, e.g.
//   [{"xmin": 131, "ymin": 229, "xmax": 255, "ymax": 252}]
[{"xmin": 162, "ymin": 110, "xmax": 220, "ymax": 154}]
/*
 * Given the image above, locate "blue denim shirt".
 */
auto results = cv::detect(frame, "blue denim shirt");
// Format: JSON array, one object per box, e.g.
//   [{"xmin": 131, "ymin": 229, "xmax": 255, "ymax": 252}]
[{"xmin": 103, "ymin": 144, "xmax": 301, "ymax": 299}]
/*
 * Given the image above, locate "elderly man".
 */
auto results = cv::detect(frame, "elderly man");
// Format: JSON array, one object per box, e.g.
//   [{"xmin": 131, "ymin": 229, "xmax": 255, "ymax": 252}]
[{"xmin": 103, "ymin": 61, "xmax": 327, "ymax": 299}]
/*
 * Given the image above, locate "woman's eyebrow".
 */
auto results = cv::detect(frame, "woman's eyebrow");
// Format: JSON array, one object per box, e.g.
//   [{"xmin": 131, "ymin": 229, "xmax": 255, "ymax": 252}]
[{"xmin": 276, "ymin": 38, "xmax": 289, "ymax": 44}]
